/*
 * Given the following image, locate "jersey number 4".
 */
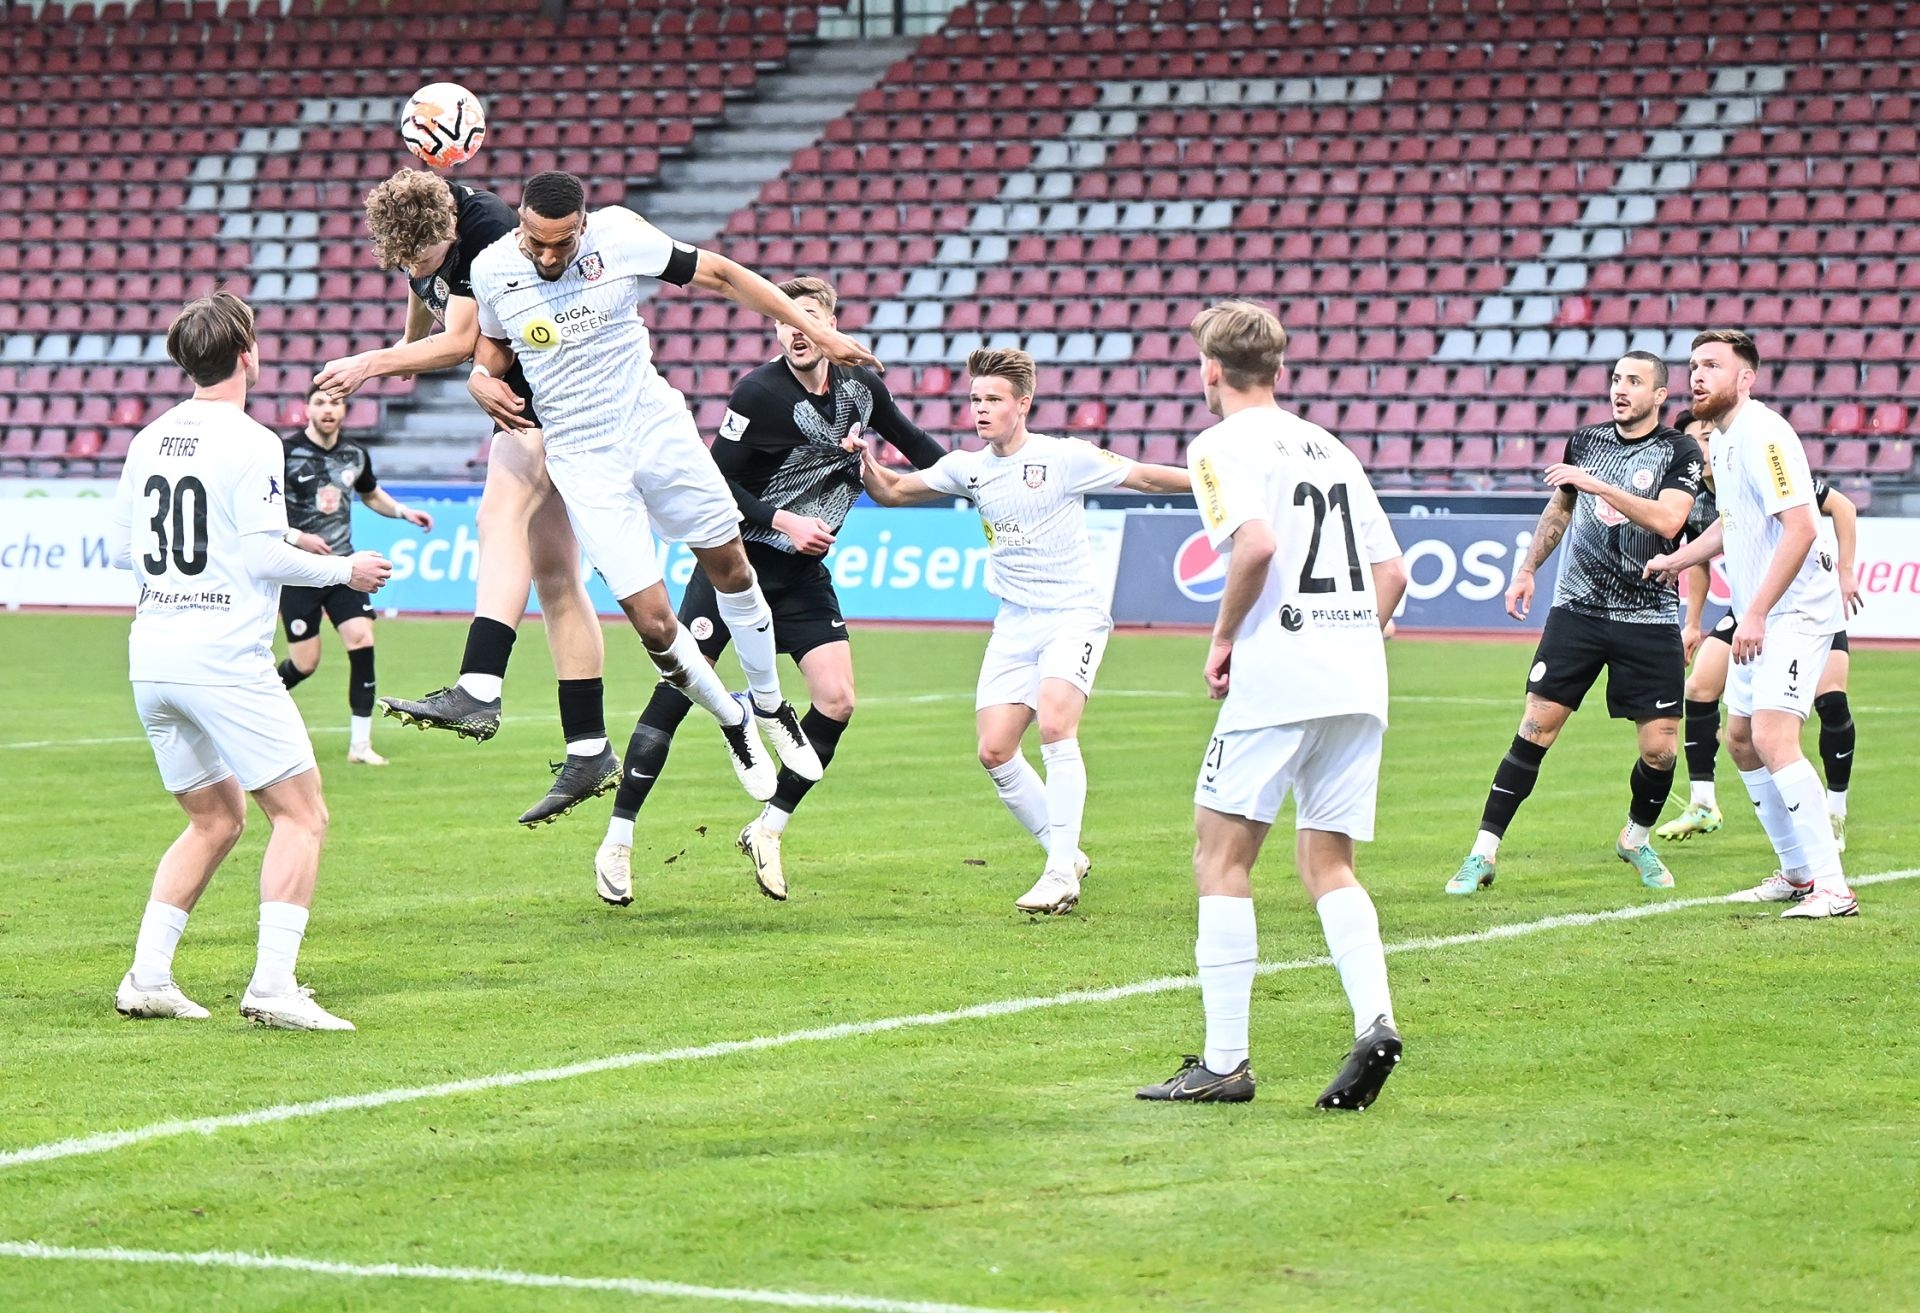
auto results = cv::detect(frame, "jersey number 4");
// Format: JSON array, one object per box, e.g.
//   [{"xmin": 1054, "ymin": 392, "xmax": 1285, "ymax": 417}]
[
  {"xmin": 1293, "ymin": 482, "xmax": 1364, "ymax": 594},
  {"xmin": 142, "ymin": 474, "xmax": 209, "ymax": 576}
]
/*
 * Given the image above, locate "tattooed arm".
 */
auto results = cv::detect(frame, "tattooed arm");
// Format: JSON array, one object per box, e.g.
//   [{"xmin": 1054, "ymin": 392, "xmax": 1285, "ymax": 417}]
[{"xmin": 1504, "ymin": 488, "xmax": 1575, "ymax": 621}]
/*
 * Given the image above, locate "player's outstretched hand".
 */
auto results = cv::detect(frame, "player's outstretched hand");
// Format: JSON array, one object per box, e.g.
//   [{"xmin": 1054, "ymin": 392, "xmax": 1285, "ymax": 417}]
[
  {"xmin": 773, "ymin": 510, "xmax": 836, "ymax": 556},
  {"xmin": 1543, "ymin": 462, "xmax": 1601, "ymax": 495},
  {"xmin": 347, "ymin": 550, "xmax": 394, "ymax": 594},
  {"xmin": 812, "ymin": 326, "xmax": 883, "ymax": 373},
  {"xmin": 313, "ymin": 353, "xmax": 374, "ymax": 401},
  {"xmin": 1504, "ymin": 568, "xmax": 1535, "ymax": 620},
  {"xmin": 468, "ymin": 370, "xmax": 534, "ymax": 431},
  {"xmin": 291, "ymin": 531, "xmax": 332, "ymax": 556},
  {"xmin": 402, "ymin": 506, "xmax": 435, "ymax": 533},
  {"xmin": 1205, "ymin": 637, "xmax": 1233, "ymax": 699}
]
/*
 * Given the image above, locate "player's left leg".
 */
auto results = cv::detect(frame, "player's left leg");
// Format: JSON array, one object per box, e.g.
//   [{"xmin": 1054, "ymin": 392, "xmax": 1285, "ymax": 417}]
[
  {"xmin": 740, "ymin": 632, "xmax": 855, "ymax": 903},
  {"xmin": 1598, "ymin": 618, "xmax": 1684, "ymax": 888},
  {"xmin": 1661, "ymin": 619, "xmax": 1733, "ymax": 840},
  {"xmin": 1813, "ymin": 637, "xmax": 1853, "ymax": 851},
  {"xmin": 277, "ymin": 586, "xmax": 324, "ymax": 690},
  {"xmin": 242, "ymin": 765, "xmax": 353, "ymax": 1029},
  {"xmin": 689, "ymin": 536, "xmax": 821, "ymax": 782},
  {"xmin": 330, "ymin": 588, "xmax": 385, "ymax": 765},
  {"xmin": 1013, "ymin": 677, "xmax": 1093, "ymax": 914},
  {"xmin": 520, "ymin": 481, "xmax": 618, "ymax": 823},
  {"xmin": 118, "ymin": 771, "xmax": 247, "ymax": 1020}
]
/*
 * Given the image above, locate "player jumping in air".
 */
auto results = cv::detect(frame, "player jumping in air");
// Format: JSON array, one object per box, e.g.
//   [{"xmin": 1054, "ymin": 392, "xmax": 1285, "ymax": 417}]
[{"xmin": 859, "ymin": 347, "xmax": 1192, "ymax": 915}]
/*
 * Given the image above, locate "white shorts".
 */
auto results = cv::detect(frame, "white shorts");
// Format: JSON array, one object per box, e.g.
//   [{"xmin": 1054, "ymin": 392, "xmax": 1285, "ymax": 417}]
[
  {"xmin": 975, "ymin": 605, "xmax": 1112, "ymax": 710},
  {"xmin": 1194, "ymin": 713, "xmax": 1384, "ymax": 839},
  {"xmin": 545, "ymin": 409, "xmax": 741, "ymax": 601},
  {"xmin": 134, "ymin": 675, "xmax": 316, "ymax": 795},
  {"xmin": 1725, "ymin": 619, "xmax": 1834, "ymax": 720}
]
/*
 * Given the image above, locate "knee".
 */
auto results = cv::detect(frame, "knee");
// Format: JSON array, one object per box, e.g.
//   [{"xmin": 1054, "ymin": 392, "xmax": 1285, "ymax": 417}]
[
  {"xmin": 632, "ymin": 607, "xmax": 679, "ymax": 652},
  {"xmin": 814, "ymin": 686, "xmax": 855, "ymax": 722},
  {"xmin": 978, "ymin": 740, "xmax": 1017, "ymax": 771},
  {"xmin": 1725, "ymin": 720, "xmax": 1754, "ymax": 754},
  {"xmin": 1642, "ymin": 745, "xmax": 1679, "ymax": 772},
  {"xmin": 198, "ymin": 808, "xmax": 246, "ymax": 851},
  {"xmin": 702, "ymin": 548, "xmax": 752, "ymax": 594}
]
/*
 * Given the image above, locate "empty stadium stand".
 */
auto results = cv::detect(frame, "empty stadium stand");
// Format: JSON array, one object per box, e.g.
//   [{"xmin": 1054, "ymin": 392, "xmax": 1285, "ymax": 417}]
[{"xmin": 2, "ymin": 0, "xmax": 1916, "ymax": 504}]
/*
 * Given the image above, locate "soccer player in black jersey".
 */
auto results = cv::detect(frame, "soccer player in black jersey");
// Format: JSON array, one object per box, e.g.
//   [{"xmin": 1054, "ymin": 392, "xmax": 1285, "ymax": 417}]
[
  {"xmin": 312, "ymin": 169, "xmax": 617, "ymax": 824},
  {"xmin": 593, "ymin": 276, "xmax": 946, "ymax": 906},
  {"xmin": 1660, "ymin": 413, "xmax": 1865, "ymax": 849},
  {"xmin": 277, "ymin": 385, "xmax": 433, "ymax": 764},
  {"xmin": 1446, "ymin": 352, "xmax": 1705, "ymax": 895}
]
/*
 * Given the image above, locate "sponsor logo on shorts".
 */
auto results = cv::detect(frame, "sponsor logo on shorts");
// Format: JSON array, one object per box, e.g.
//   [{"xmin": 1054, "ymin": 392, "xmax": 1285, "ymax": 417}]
[
  {"xmin": 290, "ymin": 618, "xmax": 308, "ymax": 637},
  {"xmin": 1529, "ymin": 660, "xmax": 1548, "ymax": 682},
  {"xmin": 1172, "ymin": 529, "xmax": 1228, "ymax": 604},
  {"xmin": 690, "ymin": 617, "xmax": 714, "ymax": 641}
]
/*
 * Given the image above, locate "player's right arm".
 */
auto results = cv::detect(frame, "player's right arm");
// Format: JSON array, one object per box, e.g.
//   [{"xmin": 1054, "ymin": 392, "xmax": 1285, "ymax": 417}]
[
  {"xmin": 856, "ymin": 439, "xmax": 953, "ymax": 506},
  {"xmin": 686, "ymin": 249, "xmax": 882, "ymax": 372},
  {"xmin": 1822, "ymin": 485, "xmax": 1864, "ymax": 616},
  {"xmin": 108, "ymin": 460, "xmax": 136, "ymax": 569},
  {"xmin": 315, "ymin": 295, "xmax": 482, "ymax": 399},
  {"xmin": 1506, "ymin": 485, "xmax": 1575, "ymax": 620},
  {"xmin": 467, "ymin": 334, "xmax": 533, "ymax": 430},
  {"xmin": 1682, "ymin": 563, "xmax": 1710, "ymax": 660},
  {"xmin": 399, "ymin": 289, "xmax": 436, "ymax": 345},
  {"xmin": 232, "ymin": 434, "xmax": 392, "ymax": 590}
]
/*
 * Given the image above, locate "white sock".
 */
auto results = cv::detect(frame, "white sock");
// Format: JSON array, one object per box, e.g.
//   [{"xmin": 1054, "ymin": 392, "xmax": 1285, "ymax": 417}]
[
  {"xmin": 456, "ymin": 672, "xmax": 502, "ymax": 701},
  {"xmin": 604, "ymin": 816, "xmax": 635, "ymax": 846},
  {"xmin": 986, "ymin": 755, "xmax": 1051, "ymax": 848},
  {"xmin": 1196, "ymin": 894, "xmax": 1257, "ymax": 1073},
  {"xmin": 1039, "ymin": 738, "xmax": 1086, "ymax": 873},
  {"xmin": 714, "ymin": 579, "xmax": 782, "ymax": 711},
  {"xmin": 349, "ymin": 714, "xmax": 372, "ymax": 749},
  {"xmin": 131, "ymin": 900, "xmax": 190, "ymax": 989},
  {"xmin": 1770, "ymin": 758, "xmax": 1844, "ymax": 887},
  {"xmin": 1470, "ymin": 829, "xmax": 1500, "ymax": 861},
  {"xmin": 250, "ymin": 900, "xmax": 309, "ymax": 998},
  {"xmin": 1826, "ymin": 789, "xmax": 1848, "ymax": 820},
  {"xmin": 1690, "ymin": 779, "xmax": 1718, "ymax": 808},
  {"xmin": 645, "ymin": 624, "xmax": 742, "ymax": 725},
  {"xmin": 1738, "ymin": 765, "xmax": 1803, "ymax": 870},
  {"xmin": 759, "ymin": 804, "xmax": 791, "ymax": 835},
  {"xmin": 1622, "ymin": 820, "xmax": 1651, "ymax": 848},
  {"xmin": 567, "ymin": 736, "xmax": 609, "ymax": 756},
  {"xmin": 1316, "ymin": 884, "xmax": 1395, "ymax": 1038}
]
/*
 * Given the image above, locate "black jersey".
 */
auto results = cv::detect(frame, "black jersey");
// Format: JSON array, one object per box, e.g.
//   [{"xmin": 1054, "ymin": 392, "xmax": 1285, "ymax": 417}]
[
  {"xmin": 1549, "ymin": 422, "xmax": 1705, "ymax": 625},
  {"xmin": 408, "ymin": 182, "xmax": 536, "ymax": 415},
  {"xmin": 709, "ymin": 359, "xmax": 946, "ymax": 553},
  {"xmin": 283, "ymin": 431, "xmax": 378, "ymax": 554}
]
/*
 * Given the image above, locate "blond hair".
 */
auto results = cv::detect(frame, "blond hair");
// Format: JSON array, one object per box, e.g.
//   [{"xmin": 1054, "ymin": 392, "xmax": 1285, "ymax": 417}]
[
  {"xmin": 364, "ymin": 168, "xmax": 458, "ymax": 271},
  {"xmin": 779, "ymin": 275, "xmax": 837, "ymax": 315},
  {"xmin": 166, "ymin": 290, "xmax": 256, "ymax": 386},
  {"xmin": 966, "ymin": 347, "xmax": 1037, "ymax": 398},
  {"xmin": 1190, "ymin": 300, "xmax": 1287, "ymax": 392},
  {"xmin": 1691, "ymin": 328, "xmax": 1760, "ymax": 369}
]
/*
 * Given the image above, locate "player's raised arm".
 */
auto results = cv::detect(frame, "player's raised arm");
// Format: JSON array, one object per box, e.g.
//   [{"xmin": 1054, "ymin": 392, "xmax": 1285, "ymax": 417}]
[
  {"xmin": 317, "ymin": 295, "xmax": 484, "ymax": 399},
  {"xmin": 686, "ymin": 249, "xmax": 882, "ymax": 372},
  {"xmin": 855, "ymin": 438, "xmax": 947, "ymax": 507},
  {"xmin": 1119, "ymin": 461, "xmax": 1192, "ymax": 494}
]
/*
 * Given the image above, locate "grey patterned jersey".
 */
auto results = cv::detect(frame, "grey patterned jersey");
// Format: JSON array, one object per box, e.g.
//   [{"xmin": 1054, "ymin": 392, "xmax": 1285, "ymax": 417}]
[
  {"xmin": 1549, "ymin": 422, "xmax": 1705, "ymax": 624},
  {"xmin": 282, "ymin": 431, "xmax": 377, "ymax": 555},
  {"xmin": 710, "ymin": 359, "xmax": 945, "ymax": 552}
]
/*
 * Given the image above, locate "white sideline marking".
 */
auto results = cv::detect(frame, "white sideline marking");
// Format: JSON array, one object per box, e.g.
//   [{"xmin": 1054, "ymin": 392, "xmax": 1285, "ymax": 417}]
[
  {"xmin": 0, "ymin": 1241, "xmax": 1053, "ymax": 1313},
  {"xmin": 4, "ymin": 869, "xmax": 1913, "ymax": 1173}
]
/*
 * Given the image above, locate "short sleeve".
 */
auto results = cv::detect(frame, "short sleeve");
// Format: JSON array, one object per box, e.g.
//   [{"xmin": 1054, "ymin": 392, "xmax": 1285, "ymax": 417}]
[
  {"xmin": 354, "ymin": 446, "xmax": 379, "ymax": 494},
  {"xmin": 1062, "ymin": 438, "xmax": 1133, "ymax": 495},
  {"xmin": 609, "ymin": 213, "xmax": 698, "ymax": 285},
  {"xmin": 234, "ymin": 430, "xmax": 291, "ymax": 538},
  {"xmin": 474, "ymin": 274, "xmax": 505, "ymax": 338},
  {"xmin": 1348, "ymin": 474, "xmax": 1402, "ymax": 563},
  {"xmin": 1750, "ymin": 422, "xmax": 1815, "ymax": 517},
  {"xmin": 1188, "ymin": 437, "xmax": 1264, "ymax": 549},
  {"xmin": 1659, "ymin": 434, "xmax": 1705, "ymax": 496},
  {"xmin": 919, "ymin": 450, "xmax": 972, "ymax": 498},
  {"xmin": 1814, "ymin": 477, "xmax": 1831, "ymax": 510}
]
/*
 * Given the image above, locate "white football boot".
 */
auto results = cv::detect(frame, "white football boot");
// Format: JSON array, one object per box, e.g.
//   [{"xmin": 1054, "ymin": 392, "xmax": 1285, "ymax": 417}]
[
  {"xmin": 1015, "ymin": 865, "xmax": 1082, "ymax": 915},
  {"xmin": 115, "ymin": 971, "xmax": 210, "ymax": 1020},
  {"xmin": 738, "ymin": 820, "xmax": 787, "ymax": 901},
  {"xmin": 1727, "ymin": 871, "xmax": 1813, "ymax": 904},
  {"xmin": 240, "ymin": 984, "xmax": 354, "ymax": 1031},
  {"xmin": 1780, "ymin": 886, "xmax": 1860, "ymax": 919},
  {"xmin": 595, "ymin": 839, "xmax": 634, "ymax": 907},
  {"xmin": 346, "ymin": 744, "xmax": 389, "ymax": 766}
]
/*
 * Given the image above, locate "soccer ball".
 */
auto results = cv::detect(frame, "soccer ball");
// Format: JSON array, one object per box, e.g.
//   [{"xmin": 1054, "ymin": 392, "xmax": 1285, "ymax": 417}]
[{"xmin": 399, "ymin": 82, "xmax": 486, "ymax": 168}]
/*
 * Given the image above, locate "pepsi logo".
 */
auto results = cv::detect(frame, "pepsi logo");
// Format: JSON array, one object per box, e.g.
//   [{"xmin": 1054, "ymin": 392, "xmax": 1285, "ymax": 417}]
[{"xmin": 1172, "ymin": 529, "xmax": 1227, "ymax": 603}]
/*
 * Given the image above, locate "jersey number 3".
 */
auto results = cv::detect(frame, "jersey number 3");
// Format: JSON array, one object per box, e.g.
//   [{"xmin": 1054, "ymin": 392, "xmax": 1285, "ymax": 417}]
[
  {"xmin": 142, "ymin": 474, "xmax": 210, "ymax": 576},
  {"xmin": 1293, "ymin": 482, "xmax": 1364, "ymax": 594}
]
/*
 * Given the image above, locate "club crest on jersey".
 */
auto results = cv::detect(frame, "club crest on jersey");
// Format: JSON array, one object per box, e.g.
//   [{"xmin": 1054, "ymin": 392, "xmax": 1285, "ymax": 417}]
[
  {"xmin": 433, "ymin": 276, "xmax": 451, "ymax": 306},
  {"xmin": 1022, "ymin": 463, "xmax": 1047, "ymax": 489},
  {"xmin": 578, "ymin": 253, "xmax": 605, "ymax": 281},
  {"xmin": 318, "ymin": 485, "xmax": 342, "ymax": 514},
  {"xmin": 1632, "ymin": 468, "xmax": 1655, "ymax": 491}
]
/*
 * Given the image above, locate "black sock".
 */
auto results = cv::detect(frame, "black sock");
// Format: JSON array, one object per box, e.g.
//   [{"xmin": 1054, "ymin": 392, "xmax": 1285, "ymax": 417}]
[
  {"xmin": 1629, "ymin": 757, "xmax": 1674, "ymax": 829},
  {"xmin": 558, "ymin": 677, "xmax": 607, "ymax": 749},
  {"xmin": 277, "ymin": 658, "xmax": 310, "ymax": 690},
  {"xmin": 459, "ymin": 616, "xmax": 517, "ymax": 679},
  {"xmin": 1682, "ymin": 698, "xmax": 1720, "ymax": 782},
  {"xmin": 1478, "ymin": 736, "xmax": 1549, "ymax": 838},
  {"xmin": 611, "ymin": 683, "xmax": 695, "ymax": 820},
  {"xmin": 346, "ymin": 646, "xmax": 376, "ymax": 717},
  {"xmin": 770, "ymin": 708, "xmax": 851, "ymax": 815},
  {"xmin": 1815, "ymin": 691, "xmax": 1855, "ymax": 792}
]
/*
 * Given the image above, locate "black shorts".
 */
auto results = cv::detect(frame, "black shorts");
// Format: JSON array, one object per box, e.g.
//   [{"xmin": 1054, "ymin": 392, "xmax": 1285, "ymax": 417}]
[
  {"xmin": 280, "ymin": 583, "xmax": 373, "ymax": 642},
  {"xmin": 678, "ymin": 542, "xmax": 847, "ymax": 664},
  {"xmin": 1705, "ymin": 611, "xmax": 1849, "ymax": 653},
  {"xmin": 1526, "ymin": 608, "xmax": 1685, "ymax": 720}
]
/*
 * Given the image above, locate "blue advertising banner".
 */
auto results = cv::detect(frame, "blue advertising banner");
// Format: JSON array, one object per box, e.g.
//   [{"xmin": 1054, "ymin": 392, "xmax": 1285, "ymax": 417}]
[{"xmin": 1110, "ymin": 511, "xmax": 1560, "ymax": 631}]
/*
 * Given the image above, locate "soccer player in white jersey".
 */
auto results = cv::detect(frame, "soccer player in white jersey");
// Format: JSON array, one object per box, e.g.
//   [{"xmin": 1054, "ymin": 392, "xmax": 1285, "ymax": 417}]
[
  {"xmin": 1646, "ymin": 330, "xmax": 1855, "ymax": 918},
  {"xmin": 1136, "ymin": 302, "xmax": 1409, "ymax": 1108},
  {"xmin": 858, "ymin": 348, "xmax": 1192, "ymax": 914},
  {"xmin": 109, "ymin": 292, "xmax": 393, "ymax": 1030},
  {"xmin": 461, "ymin": 171, "xmax": 883, "ymax": 810}
]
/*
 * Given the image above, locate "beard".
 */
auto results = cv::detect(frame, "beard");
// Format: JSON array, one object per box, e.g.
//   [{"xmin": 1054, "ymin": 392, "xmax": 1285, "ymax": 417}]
[{"xmin": 1691, "ymin": 385, "xmax": 1736, "ymax": 423}]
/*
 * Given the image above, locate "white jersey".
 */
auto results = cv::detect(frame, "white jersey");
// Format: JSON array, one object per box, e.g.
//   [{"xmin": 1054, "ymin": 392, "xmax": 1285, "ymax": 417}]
[
  {"xmin": 471, "ymin": 206, "xmax": 694, "ymax": 455},
  {"xmin": 1187, "ymin": 407, "xmax": 1401, "ymax": 733},
  {"xmin": 920, "ymin": 431, "xmax": 1132, "ymax": 612},
  {"xmin": 1711, "ymin": 398, "xmax": 1844, "ymax": 633},
  {"xmin": 110, "ymin": 400, "xmax": 295, "ymax": 685}
]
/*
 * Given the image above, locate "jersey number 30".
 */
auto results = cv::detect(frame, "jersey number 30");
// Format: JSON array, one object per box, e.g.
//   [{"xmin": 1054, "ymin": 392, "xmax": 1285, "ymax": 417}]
[
  {"xmin": 1293, "ymin": 481, "xmax": 1364, "ymax": 594},
  {"xmin": 142, "ymin": 474, "xmax": 209, "ymax": 576}
]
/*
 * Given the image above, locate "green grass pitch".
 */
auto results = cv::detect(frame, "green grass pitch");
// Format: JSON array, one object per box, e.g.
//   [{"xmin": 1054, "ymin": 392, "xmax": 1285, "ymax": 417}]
[{"xmin": 1, "ymin": 613, "xmax": 1914, "ymax": 1311}]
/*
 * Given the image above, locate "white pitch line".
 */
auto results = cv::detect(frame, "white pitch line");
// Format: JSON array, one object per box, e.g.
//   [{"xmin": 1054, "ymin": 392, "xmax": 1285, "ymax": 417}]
[
  {"xmin": 4, "ymin": 868, "xmax": 1913, "ymax": 1174},
  {"xmin": 0, "ymin": 1241, "xmax": 1055, "ymax": 1313}
]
